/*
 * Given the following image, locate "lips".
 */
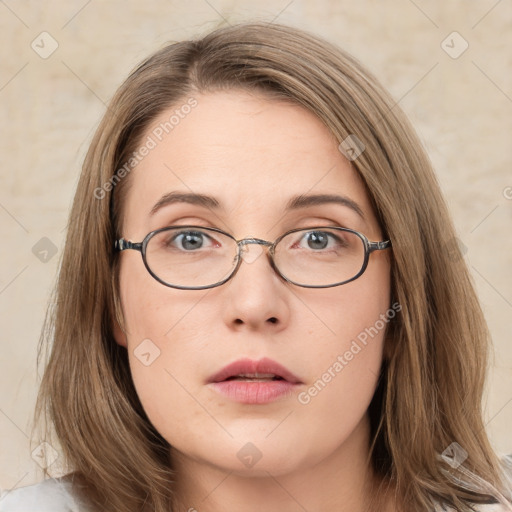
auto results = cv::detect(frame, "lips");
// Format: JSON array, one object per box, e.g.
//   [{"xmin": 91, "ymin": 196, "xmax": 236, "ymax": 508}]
[
  {"xmin": 208, "ymin": 357, "xmax": 302, "ymax": 384},
  {"xmin": 208, "ymin": 357, "xmax": 302, "ymax": 404}
]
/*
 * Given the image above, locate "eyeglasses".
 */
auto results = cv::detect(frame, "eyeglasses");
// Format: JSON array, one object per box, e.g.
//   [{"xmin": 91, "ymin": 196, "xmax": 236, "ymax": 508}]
[{"xmin": 115, "ymin": 226, "xmax": 391, "ymax": 290}]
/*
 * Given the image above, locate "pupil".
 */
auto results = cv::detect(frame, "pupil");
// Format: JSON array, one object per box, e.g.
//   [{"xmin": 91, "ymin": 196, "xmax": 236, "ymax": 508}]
[
  {"xmin": 307, "ymin": 232, "xmax": 328, "ymax": 250},
  {"xmin": 182, "ymin": 233, "xmax": 203, "ymax": 250}
]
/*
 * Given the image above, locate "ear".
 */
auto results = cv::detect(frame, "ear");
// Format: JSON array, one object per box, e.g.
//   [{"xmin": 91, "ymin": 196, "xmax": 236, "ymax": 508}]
[{"xmin": 113, "ymin": 318, "xmax": 128, "ymax": 348}]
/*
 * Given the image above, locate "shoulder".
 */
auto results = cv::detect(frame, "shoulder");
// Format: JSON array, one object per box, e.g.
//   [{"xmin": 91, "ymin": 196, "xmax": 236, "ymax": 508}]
[
  {"xmin": 433, "ymin": 500, "xmax": 511, "ymax": 512},
  {"xmin": 434, "ymin": 500, "xmax": 512, "ymax": 511},
  {"xmin": 434, "ymin": 454, "xmax": 512, "ymax": 512},
  {"xmin": 0, "ymin": 477, "xmax": 93, "ymax": 512},
  {"xmin": 469, "ymin": 504, "xmax": 512, "ymax": 512}
]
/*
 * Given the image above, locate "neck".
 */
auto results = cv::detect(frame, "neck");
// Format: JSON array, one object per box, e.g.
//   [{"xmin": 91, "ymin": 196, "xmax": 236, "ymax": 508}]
[{"xmin": 170, "ymin": 415, "xmax": 396, "ymax": 512}]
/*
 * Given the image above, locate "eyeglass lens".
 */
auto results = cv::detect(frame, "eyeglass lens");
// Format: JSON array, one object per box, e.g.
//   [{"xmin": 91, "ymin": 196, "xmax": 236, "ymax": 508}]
[{"xmin": 144, "ymin": 227, "xmax": 366, "ymax": 288}]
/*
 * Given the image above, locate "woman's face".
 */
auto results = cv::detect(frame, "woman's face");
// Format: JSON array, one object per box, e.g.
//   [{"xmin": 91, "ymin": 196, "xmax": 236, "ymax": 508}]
[{"xmin": 115, "ymin": 90, "xmax": 391, "ymax": 478}]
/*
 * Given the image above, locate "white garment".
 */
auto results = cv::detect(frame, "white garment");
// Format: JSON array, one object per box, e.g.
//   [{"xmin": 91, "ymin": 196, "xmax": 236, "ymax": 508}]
[
  {"xmin": 1, "ymin": 473, "xmax": 511, "ymax": 511},
  {"xmin": 0, "ymin": 477, "xmax": 91, "ymax": 512}
]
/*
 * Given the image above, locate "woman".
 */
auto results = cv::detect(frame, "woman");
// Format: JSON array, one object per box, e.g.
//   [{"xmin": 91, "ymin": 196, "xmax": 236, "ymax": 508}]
[{"xmin": 1, "ymin": 22, "xmax": 510, "ymax": 512}]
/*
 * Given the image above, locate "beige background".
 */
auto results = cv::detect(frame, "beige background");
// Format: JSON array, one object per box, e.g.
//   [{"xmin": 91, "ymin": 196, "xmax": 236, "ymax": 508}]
[{"xmin": 0, "ymin": 0, "xmax": 511, "ymax": 491}]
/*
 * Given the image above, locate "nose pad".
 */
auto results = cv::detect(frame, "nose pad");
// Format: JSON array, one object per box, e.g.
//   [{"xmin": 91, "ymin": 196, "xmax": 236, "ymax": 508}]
[{"xmin": 240, "ymin": 243, "xmax": 265, "ymax": 264}]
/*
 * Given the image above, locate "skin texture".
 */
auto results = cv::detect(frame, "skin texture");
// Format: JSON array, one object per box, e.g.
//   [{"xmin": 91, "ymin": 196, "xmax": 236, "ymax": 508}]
[{"xmin": 115, "ymin": 90, "xmax": 394, "ymax": 512}]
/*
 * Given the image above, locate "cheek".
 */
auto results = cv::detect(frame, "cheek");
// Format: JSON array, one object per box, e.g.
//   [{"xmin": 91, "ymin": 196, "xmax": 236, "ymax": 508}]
[
  {"xmin": 288, "ymin": 288, "xmax": 391, "ymax": 462},
  {"xmin": 120, "ymin": 286, "xmax": 213, "ymax": 455},
  {"xmin": 118, "ymin": 252, "xmax": 213, "ymax": 343},
  {"xmin": 304, "ymin": 251, "xmax": 392, "ymax": 352},
  {"xmin": 291, "ymin": 255, "xmax": 391, "ymax": 424},
  {"xmin": 288, "ymin": 346, "xmax": 383, "ymax": 470},
  {"xmin": 118, "ymin": 256, "xmax": 224, "ymax": 445},
  {"xmin": 295, "ymin": 301, "xmax": 388, "ymax": 415}
]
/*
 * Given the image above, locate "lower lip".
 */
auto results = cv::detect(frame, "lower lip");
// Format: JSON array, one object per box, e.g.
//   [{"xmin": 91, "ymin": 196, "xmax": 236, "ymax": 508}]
[{"xmin": 209, "ymin": 379, "xmax": 299, "ymax": 404}]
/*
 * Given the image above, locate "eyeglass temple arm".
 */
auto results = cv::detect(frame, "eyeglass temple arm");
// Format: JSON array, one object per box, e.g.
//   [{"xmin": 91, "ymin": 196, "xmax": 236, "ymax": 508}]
[
  {"xmin": 368, "ymin": 240, "xmax": 392, "ymax": 252},
  {"xmin": 115, "ymin": 239, "xmax": 143, "ymax": 252}
]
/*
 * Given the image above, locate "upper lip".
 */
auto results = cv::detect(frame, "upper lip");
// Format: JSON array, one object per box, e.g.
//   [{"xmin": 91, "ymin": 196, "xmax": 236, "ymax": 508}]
[{"xmin": 208, "ymin": 357, "xmax": 302, "ymax": 384}]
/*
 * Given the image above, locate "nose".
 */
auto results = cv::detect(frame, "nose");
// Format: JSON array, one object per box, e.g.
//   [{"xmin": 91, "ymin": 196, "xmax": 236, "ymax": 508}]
[{"xmin": 221, "ymin": 240, "xmax": 290, "ymax": 331}]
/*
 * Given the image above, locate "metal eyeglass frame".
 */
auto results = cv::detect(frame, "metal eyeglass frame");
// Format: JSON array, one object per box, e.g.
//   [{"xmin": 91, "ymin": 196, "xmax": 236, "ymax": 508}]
[{"xmin": 114, "ymin": 225, "xmax": 392, "ymax": 290}]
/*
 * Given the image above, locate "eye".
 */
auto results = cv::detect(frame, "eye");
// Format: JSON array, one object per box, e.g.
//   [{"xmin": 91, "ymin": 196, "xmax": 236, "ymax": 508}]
[
  {"xmin": 168, "ymin": 230, "xmax": 219, "ymax": 251},
  {"xmin": 296, "ymin": 230, "xmax": 346, "ymax": 251}
]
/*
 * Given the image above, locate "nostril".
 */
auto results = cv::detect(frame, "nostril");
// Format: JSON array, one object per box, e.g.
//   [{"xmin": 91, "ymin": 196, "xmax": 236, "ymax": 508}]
[{"xmin": 267, "ymin": 317, "xmax": 278, "ymax": 324}]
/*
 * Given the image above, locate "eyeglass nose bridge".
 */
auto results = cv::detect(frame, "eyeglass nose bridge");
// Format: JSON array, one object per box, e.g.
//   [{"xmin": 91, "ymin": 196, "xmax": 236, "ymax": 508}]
[{"xmin": 237, "ymin": 237, "xmax": 274, "ymax": 264}]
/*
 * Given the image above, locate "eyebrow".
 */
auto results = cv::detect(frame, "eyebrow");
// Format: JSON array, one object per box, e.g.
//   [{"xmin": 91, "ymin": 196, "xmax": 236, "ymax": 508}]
[
  {"xmin": 149, "ymin": 191, "xmax": 365, "ymax": 219},
  {"xmin": 150, "ymin": 192, "xmax": 220, "ymax": 215},
  {"xmin": 285, "ymin": 194, "xmax": 365, "ymax": 219}
]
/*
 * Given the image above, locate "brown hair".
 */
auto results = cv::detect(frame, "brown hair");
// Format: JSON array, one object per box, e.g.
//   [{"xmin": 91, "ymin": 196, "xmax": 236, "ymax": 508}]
[{"xmin": 33, "ymin": 22, "xmax": 511, "ymax": 512}]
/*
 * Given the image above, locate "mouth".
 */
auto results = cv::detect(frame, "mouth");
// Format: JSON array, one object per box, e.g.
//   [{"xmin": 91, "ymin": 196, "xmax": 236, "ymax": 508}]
[
  {"xmin": 208, "ymin": 357, "xmax": 302, "ymax": 384},
  {"xmin": 223, "ymin": 373, "xmax": 285, "ymax": 382},
  {"xmin": 208, "ymin": 358, "xmax": 302, "ymax": 404}
]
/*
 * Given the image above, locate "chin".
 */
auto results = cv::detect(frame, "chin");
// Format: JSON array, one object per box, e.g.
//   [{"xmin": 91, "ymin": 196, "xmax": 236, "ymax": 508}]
[{"xmin": 196, "ymin": 434, "xmax": 317, "ymax": 478}]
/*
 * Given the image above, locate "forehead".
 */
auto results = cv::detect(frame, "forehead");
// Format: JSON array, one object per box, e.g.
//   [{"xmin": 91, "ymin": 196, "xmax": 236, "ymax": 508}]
[{"xmin": 123, "ymin": 90, "xmax": 378, "ymax": 234}]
